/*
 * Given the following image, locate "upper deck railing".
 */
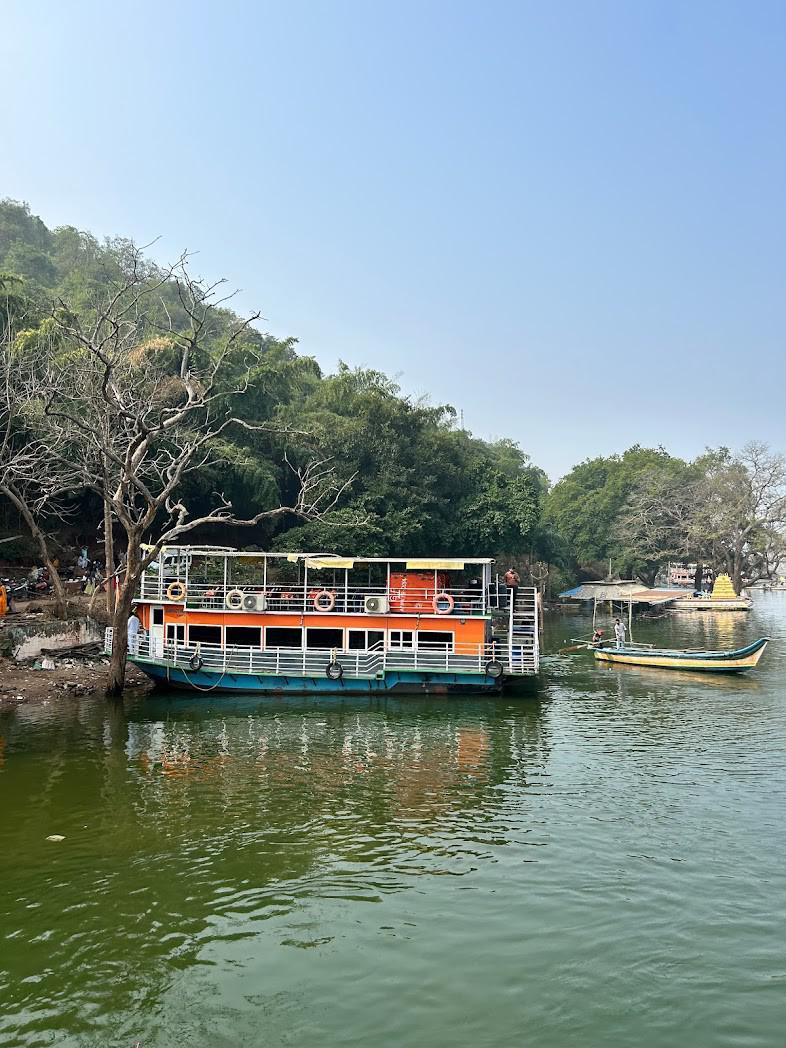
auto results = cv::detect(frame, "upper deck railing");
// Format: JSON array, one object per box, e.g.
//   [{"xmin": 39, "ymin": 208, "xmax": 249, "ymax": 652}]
[{"xmin": 137, "ymin": 578, "xmax": 523, "ymax": 618}]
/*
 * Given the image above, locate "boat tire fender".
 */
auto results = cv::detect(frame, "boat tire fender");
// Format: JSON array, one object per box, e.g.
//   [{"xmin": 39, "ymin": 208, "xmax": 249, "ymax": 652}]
[
  {"xmin": 326, "ymin": 660, "xmax": 343, "ymax": 680},
  {"xmin": 225, "ymin": 588, "xmax": 244, "ymax": 610},
  {"xmin": 485, "ymin": 659, "xmax": 504, "ymax": 679},
  {"xmin": 166, "ymin": 581, "xmax": 187, "ymax": 602},
  {"xmin": 433, "ymin": 592, "xmax": 455, "ymax": 615},
  {"xmin": 314, "ymin": 589, "xmax": 336, "ymax": 613},
  {"xmin": 189, "ymin": 653, "xmax": 204, "ymax": 672}
]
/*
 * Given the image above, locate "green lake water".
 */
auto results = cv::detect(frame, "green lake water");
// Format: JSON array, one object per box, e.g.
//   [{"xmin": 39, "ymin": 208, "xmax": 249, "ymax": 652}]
[{"xmin": 1, "ymin": 597, "xmax": 785, "ymax": 1047}]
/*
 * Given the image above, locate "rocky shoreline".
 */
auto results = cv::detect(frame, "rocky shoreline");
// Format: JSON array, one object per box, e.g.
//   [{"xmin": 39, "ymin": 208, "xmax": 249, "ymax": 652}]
[
  {"xmin": 0, "ymin": 597, "xmax": 152, "ymax": 705},
  {"xmin": 0, "ymin": 656, "xmax": 153, "ymax": 706}
]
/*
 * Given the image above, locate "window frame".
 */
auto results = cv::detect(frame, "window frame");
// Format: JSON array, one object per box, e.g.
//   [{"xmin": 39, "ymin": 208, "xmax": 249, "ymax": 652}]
[{"xmin": 264, "ymin": 626, "xmax": 304, "ymax": 650}]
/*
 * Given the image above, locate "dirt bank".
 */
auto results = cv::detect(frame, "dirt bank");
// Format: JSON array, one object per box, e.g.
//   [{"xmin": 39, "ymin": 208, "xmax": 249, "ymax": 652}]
[{"xmin": 0, "ymin": 657, "xmax": 152, "ymax": 706}]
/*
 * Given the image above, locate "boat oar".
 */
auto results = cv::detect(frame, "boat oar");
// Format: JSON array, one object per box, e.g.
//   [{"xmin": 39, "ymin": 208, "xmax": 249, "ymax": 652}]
[{"xmin": 558, "ymin": 642, "xmax": 592, "ymax": 654}]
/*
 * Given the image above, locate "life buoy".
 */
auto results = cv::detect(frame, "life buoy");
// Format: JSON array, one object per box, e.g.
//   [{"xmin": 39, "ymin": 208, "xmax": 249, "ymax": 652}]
[
  {"xmin": 166, "ymin": 580, "xmax": 186, "ymax": 602},
  {"xmin": 484, "ymin": 659, "xmax": 504, "ymax": 679},
  {"xmin": 433, "ymin": 592, "xmax": 455, "ymax": 615},
  {"xmin": 313, "ymin": 589, "xmax": 336, "ymax": 613},
  {"xmin": 325, "ymin": 661, "xmax": 343, "ymax": 680},
  {"xmin": 225, "ymin": 589, "xmax": 244, "ymax": 610},
  {"xmin": 189, "ymin": 653, "xmax": 204, "ymax": 671}
]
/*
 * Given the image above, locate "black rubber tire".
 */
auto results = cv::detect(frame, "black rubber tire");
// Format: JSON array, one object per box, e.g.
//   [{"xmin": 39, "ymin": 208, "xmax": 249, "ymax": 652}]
[
  {"xmin": 484, "ymin": 659, "xmax": 504, "ymax": 679},
  {"xmin": 189, "ymin": 654, "xmax": 204, "ymax": 672},
  {"xmin": 325, "ymin": 661, "xmax": 343, "ymax": 680}
]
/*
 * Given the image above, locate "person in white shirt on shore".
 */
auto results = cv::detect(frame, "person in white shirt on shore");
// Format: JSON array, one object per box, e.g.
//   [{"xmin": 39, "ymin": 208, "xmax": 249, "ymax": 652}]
[{"xmin": 127, "ymin": 607, "xmax": 142, "ymax": 654}]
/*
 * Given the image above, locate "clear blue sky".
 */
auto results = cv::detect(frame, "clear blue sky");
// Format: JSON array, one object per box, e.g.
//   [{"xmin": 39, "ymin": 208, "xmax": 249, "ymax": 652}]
[{"xmin": 3, "ymin": 0, "xmax": 785, "ymax": 479}]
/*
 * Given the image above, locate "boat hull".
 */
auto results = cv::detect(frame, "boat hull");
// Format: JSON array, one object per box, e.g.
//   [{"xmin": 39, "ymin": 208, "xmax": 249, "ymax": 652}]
[
  {"xmin": 130, "ymin": 659, "xmax": 517, "ymax": 694},
  {"xmin": 594, "ymin": 638, "xmax": 768, "ymax": 673}
]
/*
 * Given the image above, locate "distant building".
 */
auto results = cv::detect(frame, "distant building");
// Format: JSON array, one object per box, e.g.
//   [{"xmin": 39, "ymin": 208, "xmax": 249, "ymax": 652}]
[{"xmin": 667, "ymin": 564, "xmax": 712, "ymax": 589}]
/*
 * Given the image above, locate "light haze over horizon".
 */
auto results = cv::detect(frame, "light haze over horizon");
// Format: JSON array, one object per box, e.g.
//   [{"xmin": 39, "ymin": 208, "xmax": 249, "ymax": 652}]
[{"xmin": 3, "ymin": 0, "xmax": 785, "ymax": 481}]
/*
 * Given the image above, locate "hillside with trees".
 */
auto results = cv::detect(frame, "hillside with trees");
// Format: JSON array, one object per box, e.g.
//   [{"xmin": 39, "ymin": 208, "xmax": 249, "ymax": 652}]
[
  {"xmin": 0, "ymin": 198, "xmax": 548, "ymax": 557},
  {"xmin": 2, "ymin": 197, "xmax": 785, "ymax": 692}
]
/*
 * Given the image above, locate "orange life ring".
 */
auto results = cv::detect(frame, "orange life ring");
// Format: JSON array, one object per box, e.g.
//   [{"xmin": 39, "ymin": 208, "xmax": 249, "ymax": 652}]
[
  {"xmin": 433, "ymin": 592, "xmax": 454, "ymax": 615},
  {"xmin": 166, "ymin": 580, "xmax": 187, "ymax": 602},
  {"xmin": 313, "ymin": 589, "xmax": 336, "ymax": 612}
]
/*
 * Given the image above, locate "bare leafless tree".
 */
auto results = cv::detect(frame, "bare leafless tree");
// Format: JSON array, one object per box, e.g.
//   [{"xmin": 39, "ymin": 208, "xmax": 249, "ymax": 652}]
[
  {"xmin": 34, "ymin": 249, "xmax": 357, "ymax": 694},
  {"xmin": 0, "ymin": 318, "xmax": 79, "ymax": 617},
  {"xmin": 691, "ymin": 443, "xmax": 786, "ymax": 591}
]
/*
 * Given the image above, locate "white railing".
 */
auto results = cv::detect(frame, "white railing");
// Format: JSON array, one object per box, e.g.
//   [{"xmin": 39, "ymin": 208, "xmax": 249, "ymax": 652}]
[
  {"xmin": 108, "ymin": 631, "xmax": 538, "ymax": 677},
  {"xmin": 137, "ymin": 579, "xmax": 544, "ymax": 622},
  {"xmin": 137, "ymin": 579, "xmax": 493, "ymax": 616}
]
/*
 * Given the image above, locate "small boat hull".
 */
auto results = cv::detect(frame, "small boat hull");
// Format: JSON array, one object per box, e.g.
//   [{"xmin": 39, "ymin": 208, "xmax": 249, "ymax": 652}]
[{"xmin": 594, "ymin": 637, "xmax": 768, "ymax": 673}]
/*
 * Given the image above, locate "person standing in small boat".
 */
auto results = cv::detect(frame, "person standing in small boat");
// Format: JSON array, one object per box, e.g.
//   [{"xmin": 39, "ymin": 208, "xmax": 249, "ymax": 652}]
[{"xmin": 614, "ymin": 617, "xmax": 627, "ymax": 648}]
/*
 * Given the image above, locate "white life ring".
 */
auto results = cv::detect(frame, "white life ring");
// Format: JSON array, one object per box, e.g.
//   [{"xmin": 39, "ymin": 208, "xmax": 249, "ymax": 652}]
[
  {"xmin": 313, "ymin": 589, "xmax": 336, "ymax": 613},
  {"xmin": 166, "ymin": 580, "xmax": 186, "ymax": 602},
  {"xmin": 225, "ymin": 588, "xmax": 244, "ymax": 610},
  {"xmin": 432, "ymin": 592, "xmax": 455, "ymax": 615}
]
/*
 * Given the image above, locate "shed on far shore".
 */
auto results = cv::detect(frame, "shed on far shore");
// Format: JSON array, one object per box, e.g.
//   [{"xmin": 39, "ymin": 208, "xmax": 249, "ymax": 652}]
[{"xmin": 558, "ymin": 581, "xmax": 688, "ymax": 633}]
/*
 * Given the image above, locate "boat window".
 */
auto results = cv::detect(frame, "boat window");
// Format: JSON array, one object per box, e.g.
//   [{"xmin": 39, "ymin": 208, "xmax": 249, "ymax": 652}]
[
  {"xmin": 188, "ymin": 625, "xmax": 222, "ymax": 646},
  {"xmin": 389, "ymin": 630, "xmax": 415, "ymax": 649},
  {"xmin": 265, "ymin": 627, "xmax": 303, "ymax": 649},
  {"xmin": 306, "ymin": 628, "xmax": 344, "ymax": 650},
  {"xmin": 165, "ymin": 624, "xmax": 185, "ymax": 643},
  {"xmin": 418, "ymin": 631, "xmax": 454, "ymax": 649},
  {"xmin": 152, "ymin": 608, "xmax": 164, "ymax": 626},
  {"xmin": 348, "ymin": 629, "xmax": 385, "ymax": 650},
  {"xmin": 226, "ymin": 626, "xmax": 262, "ymax": 647}
]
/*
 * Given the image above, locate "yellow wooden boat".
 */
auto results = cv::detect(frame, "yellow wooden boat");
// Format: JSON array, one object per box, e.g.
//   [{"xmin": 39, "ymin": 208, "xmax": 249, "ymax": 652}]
[{"xmin": 594, "ymin": 637, "xmax": 768, "ymax": 673}]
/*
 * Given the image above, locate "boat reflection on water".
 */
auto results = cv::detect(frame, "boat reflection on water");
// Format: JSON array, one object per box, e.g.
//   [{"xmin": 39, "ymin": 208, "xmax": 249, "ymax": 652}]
[
  {"xmin": 594, "ymin": 658, "xmax": 763, "ymax": 691},
  {"xmin": 123, "ymin": 695, "xmax": 551, "ymax": 826}
]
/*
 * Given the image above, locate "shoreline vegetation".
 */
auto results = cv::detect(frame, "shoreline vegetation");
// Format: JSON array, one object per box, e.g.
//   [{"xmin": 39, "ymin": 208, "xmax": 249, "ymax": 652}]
[{"xmin": 2, "ymin": 198, "xmax": 786, "ymax": 695}]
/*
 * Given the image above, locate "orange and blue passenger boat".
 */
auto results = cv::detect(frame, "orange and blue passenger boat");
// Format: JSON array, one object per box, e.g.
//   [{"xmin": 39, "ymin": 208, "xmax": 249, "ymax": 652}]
[
  {"xmin": 594, "ymin": 637, "xmax": 768, "ymax": 673},
  {"xmin": 109, "ymin": 547, "xmax": 540, "ymax": 694}
]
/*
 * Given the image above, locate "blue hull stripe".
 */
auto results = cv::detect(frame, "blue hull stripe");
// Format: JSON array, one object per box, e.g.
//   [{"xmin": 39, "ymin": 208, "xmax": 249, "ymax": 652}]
[{"xmin": 131, "ymin": 661, "xmax": 506, "ymax": 694}]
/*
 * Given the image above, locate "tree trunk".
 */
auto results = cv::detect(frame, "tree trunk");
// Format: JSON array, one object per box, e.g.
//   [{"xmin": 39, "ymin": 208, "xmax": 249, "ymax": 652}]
[
  {"xmin": 106, "ymin": 543, "xmax": 140, "ymax": 697},
  {"xmin": 106, "ymin": 579, "xmax": 135, "ymax": 697},
  {"xmin": 103, "ymin": 483, "xmax": 115, "ymax": 616},
  {"xmin": 732, "ymin": 561, "xmax": 743, "ymax": 595},
  {"xmin": 1, "ymin": 483, "xmax": 69, "ymax": 618},
  {"xmin": 693, "ymin": 561, "xmax": 703, "ymax": 592},
  {"xmin": 732, "ymin": 540, "xmax": 744, "ymax": 594}
]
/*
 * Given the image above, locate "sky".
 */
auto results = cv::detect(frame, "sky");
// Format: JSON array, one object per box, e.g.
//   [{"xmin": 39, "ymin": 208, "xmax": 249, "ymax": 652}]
[{"xmin": 3, "ymin": 0, "xmax": 785, "ymax": 480}]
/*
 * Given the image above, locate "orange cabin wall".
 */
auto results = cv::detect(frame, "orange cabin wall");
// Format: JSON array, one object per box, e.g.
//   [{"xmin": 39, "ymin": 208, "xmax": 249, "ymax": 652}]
[{"xmin": 140, "ymin": 605, "xmax": 488, "ymax": 645}]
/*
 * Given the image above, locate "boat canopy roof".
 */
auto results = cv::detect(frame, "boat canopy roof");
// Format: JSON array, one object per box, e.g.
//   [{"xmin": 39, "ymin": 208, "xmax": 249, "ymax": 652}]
[
  {"xmin": 559, "ymin": 582, "xmax": 687, "ymax": 605},
  {"xmin": 152, "ymin": 547, "xmax": 494, "ymax": 568}
]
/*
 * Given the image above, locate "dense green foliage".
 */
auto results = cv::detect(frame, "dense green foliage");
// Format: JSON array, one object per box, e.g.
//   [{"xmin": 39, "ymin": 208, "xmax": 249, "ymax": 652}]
[
  {"xmin": 3, "ymin": 199, "xmax": 784, "ymax": 593},
  {"xmin": 0, "ymin": 199, "xmax": 545, "ymax": 562},
  {"xmin": 544, "ymin": 447, "xmax": 685, "ymax": 565},
  {"xmin": 546, "ymin": 443, "xmax": 786, "ymax": 588}
]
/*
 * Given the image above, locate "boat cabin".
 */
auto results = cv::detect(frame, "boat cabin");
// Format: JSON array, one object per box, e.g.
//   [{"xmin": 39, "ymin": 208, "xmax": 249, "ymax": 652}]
[{"xmin": 121, "ymin": 547, "xmax": 539, "ymax": 691}]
